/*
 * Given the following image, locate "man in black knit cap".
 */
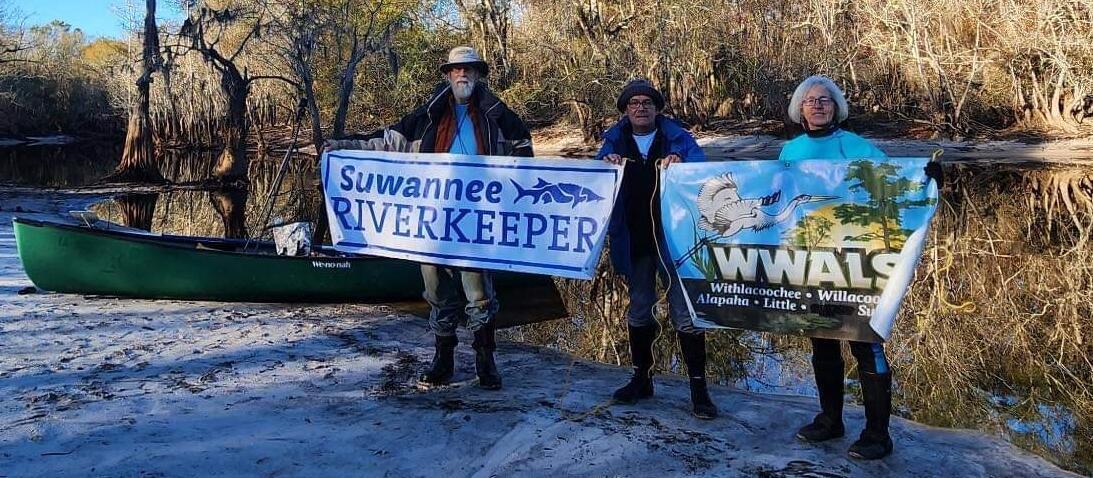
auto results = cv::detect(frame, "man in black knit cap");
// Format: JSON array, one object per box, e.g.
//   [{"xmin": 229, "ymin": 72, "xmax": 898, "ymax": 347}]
[{"xmin": 597, "ymin": 79, "xmax": 718, "ymax": 419}]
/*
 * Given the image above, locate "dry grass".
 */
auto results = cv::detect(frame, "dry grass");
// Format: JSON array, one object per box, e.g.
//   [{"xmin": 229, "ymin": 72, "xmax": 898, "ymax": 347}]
[{"xmin": 894, "ymin": 166, "xmax": 1093, "ymax": 428}]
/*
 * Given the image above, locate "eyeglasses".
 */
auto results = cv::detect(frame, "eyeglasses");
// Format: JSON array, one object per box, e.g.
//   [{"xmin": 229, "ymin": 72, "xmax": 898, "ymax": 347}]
[
  {"xmin": 803, "ymin": 97, "xmax": 834, "ymax": 107},
  {"xmin": 627, "ymin": 99, "xmax": 655, "ymax": 110}
]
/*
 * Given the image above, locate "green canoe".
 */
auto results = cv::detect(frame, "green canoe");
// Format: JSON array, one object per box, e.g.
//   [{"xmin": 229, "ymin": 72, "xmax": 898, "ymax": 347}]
[{"xmin": 13, "ymin": 216, "xmax": 429, "ymax": 302}]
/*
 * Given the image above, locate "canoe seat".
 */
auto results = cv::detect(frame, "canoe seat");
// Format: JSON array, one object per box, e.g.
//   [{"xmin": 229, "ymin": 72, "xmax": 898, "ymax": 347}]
[{"xmin": 195, "ymin": 242, "xmax": 240, "ymax": 252}]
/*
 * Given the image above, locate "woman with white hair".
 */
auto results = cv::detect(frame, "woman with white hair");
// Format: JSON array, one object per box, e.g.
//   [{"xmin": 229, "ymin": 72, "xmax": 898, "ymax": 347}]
[
  {"xmin": 779, "ymin": 75, "xmax": 886, "ymax": 161},
  {"xmin": 778, "ymin": 75, "xmax": 894, "ymax": 460}
]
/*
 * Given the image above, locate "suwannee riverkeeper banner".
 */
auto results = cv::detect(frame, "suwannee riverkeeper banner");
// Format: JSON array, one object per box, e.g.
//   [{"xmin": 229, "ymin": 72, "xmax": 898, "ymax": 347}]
[{"xmin": 321, "ymin": 150, "xmax": 623, "ymax": 280}]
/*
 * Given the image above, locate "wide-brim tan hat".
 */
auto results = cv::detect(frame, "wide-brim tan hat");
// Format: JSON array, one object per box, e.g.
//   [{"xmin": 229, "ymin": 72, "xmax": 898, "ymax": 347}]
[{"xmin": 440, "ymin": 46, "xmax": 489, "ymax": 76}]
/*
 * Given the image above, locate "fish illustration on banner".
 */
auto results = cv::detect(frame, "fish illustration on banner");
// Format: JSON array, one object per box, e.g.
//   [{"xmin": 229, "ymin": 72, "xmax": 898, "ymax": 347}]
[
  {"xmin": 321, "ymin": 150, "xmax": 624, "ymax": 280},
  {"xmin": 511, "ymin": 178, "xmax": 606, "ymax": 207},
  {"xmin": 661, "ymin": 158, "xmax": 939, "ymax": 342}
]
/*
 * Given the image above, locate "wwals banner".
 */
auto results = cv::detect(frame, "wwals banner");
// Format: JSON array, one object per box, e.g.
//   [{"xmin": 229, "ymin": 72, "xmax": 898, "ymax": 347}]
[
  {"xmin": 662, "ymin": 158, "xmax": 939, "ymax": 342},
  {"xmin": 321, "ymin": 151, "xmax": 623, "ymax": 279}
]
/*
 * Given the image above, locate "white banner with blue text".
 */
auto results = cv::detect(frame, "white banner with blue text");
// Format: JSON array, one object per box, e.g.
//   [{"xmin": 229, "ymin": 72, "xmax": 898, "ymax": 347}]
[
  {"xmin": 661, "ymin": 158, "xmax": 939, "ymax": 342},
  {"xmin": 321, "ymin": 150, "xmax": 624, "ymax": 279}
]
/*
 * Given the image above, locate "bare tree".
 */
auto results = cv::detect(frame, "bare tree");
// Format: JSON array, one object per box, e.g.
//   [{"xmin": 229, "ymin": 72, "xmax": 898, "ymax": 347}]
[
  {"xmin": 857, "ymin": 1, "xmax": 989, "ymax": 135},
  {"xmin": 1001, "ymin": 0, "xmax": 1093, "ymax": 132},
  {"xmin": 452, "ymin": 0, "xmax": 513, "ymax": 87},
  {"xmin": 0, "ymin": 0, "xmax": 31, "ymax": 64},
  {"xmin": 111, "ymin": 0, "xmax": 165, "ymax": 183},
  {"xmin": 263, "ymin": 0, "xmax": 325, "ymax": 148},
  {"xmin": 174, "ymin": 3, "xmax": 295, "ymax": 182},
  {"xmin": 329, "ymin": 0, "xmax": 400, "ymax": 138}
]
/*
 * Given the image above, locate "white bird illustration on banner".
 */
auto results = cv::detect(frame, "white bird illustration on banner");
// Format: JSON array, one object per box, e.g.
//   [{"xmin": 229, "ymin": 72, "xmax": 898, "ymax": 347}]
[
  {"xmin": 696, "ymin": 174, "xmax": 837, "ymax": 237},
  {"xmin": 673, "ymin": 174, "xmax": 838, "ymax": 268}
]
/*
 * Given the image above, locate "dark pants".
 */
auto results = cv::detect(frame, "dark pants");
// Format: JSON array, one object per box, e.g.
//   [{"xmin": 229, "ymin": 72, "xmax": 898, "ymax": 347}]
[
  {"xmin": 421, "ymin": 264, "xmax": 497, "ymax": 336},
  {"xmin": 810, "ymin": 337, "xmax": 890, "ymax": 375},
  {"xmin": 624, "ymin": 254, "xmax": 701, "ymax": 334}
]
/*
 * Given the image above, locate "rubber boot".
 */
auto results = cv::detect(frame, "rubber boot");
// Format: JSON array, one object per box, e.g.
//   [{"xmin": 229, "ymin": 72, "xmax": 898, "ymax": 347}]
[
  {"xmin": 848, "ymin": 371, "xmax": 893, "ymax": 460},
  {"xmin": 678, "ymin": 332, "xmax": 718, "ymax": 419},
  {"xmin": 613, "ymin": 324, "xmax": 658, "ymax": 403},
  {"xmin": 421, "ymin": 334, "xmax": 457, "ymax": 386},
  {"xmin": 796, "ymin": 356, "xmax": 847, "ymax": 442},
  {"xmin": 472, "ymin": 324, "xmax": 502, "ymax": 390}
]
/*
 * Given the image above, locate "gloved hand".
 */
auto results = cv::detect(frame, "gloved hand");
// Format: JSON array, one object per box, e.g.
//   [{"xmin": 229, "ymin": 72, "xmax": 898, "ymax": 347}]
[
  {"xmin": 322, "ymin": 139, "xmax": 346, "ymax": 152},
  {"xmin": 322, "ymin": 138, "xmax": 372, "ymax": 152},
  {"xmin": 924, "ymin": 161, "xmax": 944, "ymax": 188}
]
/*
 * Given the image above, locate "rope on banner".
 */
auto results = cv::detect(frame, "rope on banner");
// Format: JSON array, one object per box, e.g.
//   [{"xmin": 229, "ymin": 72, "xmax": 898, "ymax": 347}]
[{"xmin": 652, "ymin": 158, "xmax": 675, "ymax": 323}]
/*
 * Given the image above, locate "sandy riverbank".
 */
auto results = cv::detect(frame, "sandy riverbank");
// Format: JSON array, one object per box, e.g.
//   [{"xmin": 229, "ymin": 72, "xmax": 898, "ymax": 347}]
[{"xmin": 0, "ymin": 187, "xmax": 1081, "ymax": 477}]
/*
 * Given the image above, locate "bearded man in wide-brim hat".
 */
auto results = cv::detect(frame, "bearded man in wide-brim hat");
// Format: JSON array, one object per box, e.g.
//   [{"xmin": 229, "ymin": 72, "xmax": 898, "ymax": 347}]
[{"xmin": 326, "ymin": 46, "xmax": 534, "ymax": 390}]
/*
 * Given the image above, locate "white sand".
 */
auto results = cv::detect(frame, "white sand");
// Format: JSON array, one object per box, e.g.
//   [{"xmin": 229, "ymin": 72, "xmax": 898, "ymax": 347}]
[{"xmin": 0, "ymin": 187, "xmax": 1079, "ymax": 477}]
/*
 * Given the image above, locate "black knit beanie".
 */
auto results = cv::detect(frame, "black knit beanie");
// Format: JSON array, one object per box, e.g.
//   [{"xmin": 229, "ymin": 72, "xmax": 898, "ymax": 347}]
[{"xmin": 616, "ymin": 79, "xmax": 665, "ymax": 112}]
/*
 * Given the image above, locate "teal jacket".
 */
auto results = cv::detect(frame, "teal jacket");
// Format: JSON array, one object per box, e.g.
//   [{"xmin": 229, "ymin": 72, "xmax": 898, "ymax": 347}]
[{"xmin": 778, "ymin": 129, "xmax": 886, "ymax": 161}]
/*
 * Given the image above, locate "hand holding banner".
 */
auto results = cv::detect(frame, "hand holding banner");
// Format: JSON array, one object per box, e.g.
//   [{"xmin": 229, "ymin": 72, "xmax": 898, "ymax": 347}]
[
  {"xmin": 661, "ymin": 158, "xmax": 939, "ymax": 342},
  {"xmin": 321, "ymin": 151, "xmax": 623, "ymax": 279}
]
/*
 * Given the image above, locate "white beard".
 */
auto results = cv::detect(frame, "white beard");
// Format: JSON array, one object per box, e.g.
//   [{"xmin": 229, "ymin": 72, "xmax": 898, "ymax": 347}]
[{"xmin": 450, "ymin": 78, "xmax": 476, "ymax": 102}]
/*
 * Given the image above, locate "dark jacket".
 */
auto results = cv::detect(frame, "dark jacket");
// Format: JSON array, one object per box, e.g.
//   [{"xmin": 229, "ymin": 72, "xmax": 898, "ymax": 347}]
[
  {"xmin": 346, "ymin": 82, "xmax": 533, "ymax": 157},
  {"xmin": 595, "ymin": 115, "xmax": 706, "ymax": 274}
]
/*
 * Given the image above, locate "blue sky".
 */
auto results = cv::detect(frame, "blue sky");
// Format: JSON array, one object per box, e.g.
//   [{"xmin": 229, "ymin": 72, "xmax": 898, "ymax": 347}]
[{"xmin": 11, "ymin": 0, "xmax": 185, "ymax": 39}]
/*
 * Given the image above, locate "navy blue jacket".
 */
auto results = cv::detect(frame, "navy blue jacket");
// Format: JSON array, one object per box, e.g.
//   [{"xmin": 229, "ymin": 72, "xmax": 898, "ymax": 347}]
[{"xmin": 595, "ymin": 115, "xmax": 706, "ymax": 274}]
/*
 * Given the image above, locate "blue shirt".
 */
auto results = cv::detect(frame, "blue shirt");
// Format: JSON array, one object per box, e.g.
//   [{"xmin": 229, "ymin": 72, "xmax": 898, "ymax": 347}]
[
  {"xmin": 778, "ymin": 129, "xmax": 887, "ymax": 161},
  {"xmin": 447, "ymin": 103, "xmax": 478, "ymax": 155}
]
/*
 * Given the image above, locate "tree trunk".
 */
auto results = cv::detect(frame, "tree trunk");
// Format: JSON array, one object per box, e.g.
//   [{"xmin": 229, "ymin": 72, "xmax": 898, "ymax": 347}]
[
  {"xmin": 293, "ymin": 68, "xmax": 325, "ymax": 244},
  {"xmin": 210, "ymin": 187, "xmax": 248, "ymax": 239},
  {"xmin": 302, "ymin": 77, "xmax": 323, "ymax": 149},
  {"xmin": 213, "ymin": 71, "xmax": 250, "ymax": 182},
  {"xmin": 116, "ymin": 193, "xmax": 159, "ymax": 231},
  {"xmin": 112, "ymin": 0, "xmax": 164, "ymax": 184},
  {"xmin": 115, "ymin": 91, "xmax": 163, "ymax": 182},
  {"xmin": 331, "ymin": 56, "xmax": 363, "ymax": 138},
  {"xmin": 484, "ymin": 0, "xmax": 512, "ymax": 88}
]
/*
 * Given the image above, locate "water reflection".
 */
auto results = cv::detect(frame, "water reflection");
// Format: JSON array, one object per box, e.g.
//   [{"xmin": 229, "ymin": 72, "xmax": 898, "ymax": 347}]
[
  {"xmin": 115, "ymin": 193, "xmax": 159, "ymax": 231},
  {"xmin": 209, "ymin": 187, "xmax": 248, "ymax": 238},
  {"xmin": 0, "ymin": 142, "xmax": 121, "ymax": 187},
  {"xmin": 73, "ymin": 149, "xmax": 324, "ymax": 241}
]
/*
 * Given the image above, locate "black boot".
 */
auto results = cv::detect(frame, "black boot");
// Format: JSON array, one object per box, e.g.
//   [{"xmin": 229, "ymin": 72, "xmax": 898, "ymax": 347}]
[
  {"xmin": 472, "ymin": 324, "xmax": 502, "ymax": 390},
  {"xmin": 678, "ymin": 332, "xmax": 718, "ymax": 419},
  {"xmin": 848, "ymin": 371, "xmax": 893, "ymax": 460},
  {"xmin": 421, "ymin": 334, "xmax": 457, "ymax": 386},
  {"xmin": 613, "ymin": 324, "xmax": 658, "ymax": 403},
  {"xmin": 796, "ymin": 356, "xmax": 847, "ymax": 442}
]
